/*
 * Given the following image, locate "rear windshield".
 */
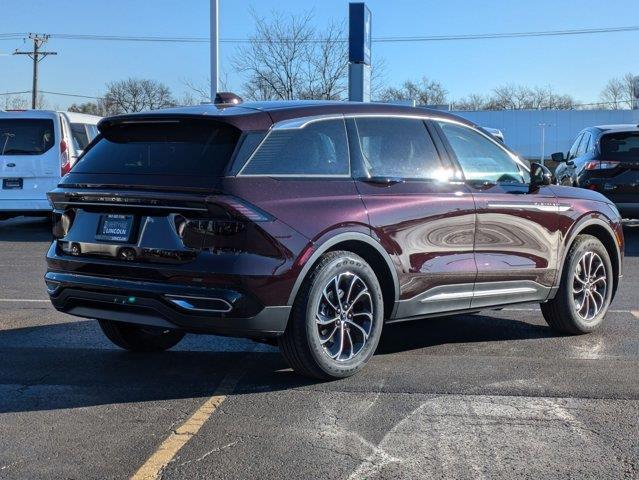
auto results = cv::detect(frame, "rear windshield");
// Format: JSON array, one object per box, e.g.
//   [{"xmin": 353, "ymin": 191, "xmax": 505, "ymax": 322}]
[
  {"xmin": 601, "ymin": 132, "xmax": 639, "ymax": 161},
  {"xmin": 0, "ymin": 119, "xmax": 55, "ymax": 156},
  {"xmin": 72, "ymin": 120, "xmax": 241, "ymax": 176}
]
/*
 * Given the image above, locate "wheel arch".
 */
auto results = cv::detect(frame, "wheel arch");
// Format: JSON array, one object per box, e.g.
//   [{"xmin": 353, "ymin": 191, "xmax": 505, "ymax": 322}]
[
  {"xmin": 556, "ymin": 217, "xmax": 622, "ymax": 300},
  {"xmin": 287, "ymin": 233, "xmax": 399, "ymax": 320}
]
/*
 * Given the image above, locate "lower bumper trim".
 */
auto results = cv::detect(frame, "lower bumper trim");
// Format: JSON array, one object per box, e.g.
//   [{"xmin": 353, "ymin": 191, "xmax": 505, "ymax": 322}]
[{"xmin": 45, "ymin": 272, "xmax": 291, "ymax": 338}]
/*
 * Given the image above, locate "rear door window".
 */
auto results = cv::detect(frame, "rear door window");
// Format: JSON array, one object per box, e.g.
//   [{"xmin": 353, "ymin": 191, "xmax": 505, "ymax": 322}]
[
  {"xmin": 354, "ymin": 117, "xmax": 446, "ymax": 180},
  {"xmin": 0, "ymin": 119, "xmax": 55, "ymax": 156},
  {"xmin": 576, "ymin": 132, "xmax": 591, "ymax": 157},
  {"xmin": 601, "ymin": 132, "xmax": 639, "ymax": 162},
  {"xmin": 72, "ymin": 120, "xmax": 241, "ymax": 176},
  {"xmin": 568, "ymin": 133, "xmax": 584, "ymax": 160},
  {"xmin": 240, "ymin": 119, "xmax": 349, "ymax": 176}
]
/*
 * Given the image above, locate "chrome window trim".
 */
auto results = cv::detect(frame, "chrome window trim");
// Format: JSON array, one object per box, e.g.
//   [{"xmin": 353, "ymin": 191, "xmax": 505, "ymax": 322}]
[{"xmin": 237, "ymin": 112, "xmax": 529, "ymax": 178}]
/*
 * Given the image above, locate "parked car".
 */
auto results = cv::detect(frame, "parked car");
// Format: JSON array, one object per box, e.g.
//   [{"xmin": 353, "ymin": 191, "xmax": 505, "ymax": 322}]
[
  {"xmin": 0, "ymin": 110, "xmax": 100, "ymax": 220},
  {"xmin": 553, "ymin": 124, "xmax": 639, "ymax": 219},
  {"xmin": 45, "ymin": 101, "xmax": 624, "ymax": 379}
]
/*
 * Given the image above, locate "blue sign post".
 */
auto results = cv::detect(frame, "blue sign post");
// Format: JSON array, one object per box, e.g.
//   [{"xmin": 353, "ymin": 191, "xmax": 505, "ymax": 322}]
[{"xmin": 348, "ymin": 3, "xmax": 372, "ymax": 102}]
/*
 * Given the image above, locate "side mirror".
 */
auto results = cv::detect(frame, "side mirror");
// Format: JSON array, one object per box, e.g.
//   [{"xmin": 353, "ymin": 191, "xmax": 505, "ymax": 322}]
[
  {"xmin": 529, "ymin": 162, "xmax": 554, "ymax": 191},
  {"xmin": 550, "ymin": 152, "xmax": 565, "ymax": 163}
]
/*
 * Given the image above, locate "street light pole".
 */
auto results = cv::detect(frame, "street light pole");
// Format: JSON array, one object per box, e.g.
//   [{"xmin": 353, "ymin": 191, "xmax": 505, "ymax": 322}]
[
  {"xmin": 538, "ymin": 123, "xmax": 552, "ymax": 166},
  {"xmin": 210, "ymin": 0, "xmax": 219, "ymax": 102}
]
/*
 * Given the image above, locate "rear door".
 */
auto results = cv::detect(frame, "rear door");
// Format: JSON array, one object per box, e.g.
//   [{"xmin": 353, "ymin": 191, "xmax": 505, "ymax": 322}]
[
  {"xmin": 0, "ymin": 114, "xmax": 61, "ymax": 201},
  {"xmin": 351, "ymin": 116, "xmax": 477, "ymax": 318},
  {"xmin": 434, "ymin": 120, "xmax": 563, "ymax": 308}
]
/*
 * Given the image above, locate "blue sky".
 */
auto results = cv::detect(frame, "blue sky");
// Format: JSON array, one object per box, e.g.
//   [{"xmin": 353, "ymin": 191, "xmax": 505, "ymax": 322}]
[{"xmin": 1, "ymin": 0, "xmax": 637, "ymax": 109}]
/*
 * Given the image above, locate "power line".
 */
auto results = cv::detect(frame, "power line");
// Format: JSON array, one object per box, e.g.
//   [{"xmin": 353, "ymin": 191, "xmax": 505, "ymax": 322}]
[
  {"xmin": 1, "ymin": 25, "xmax": 638, "ymax": 45},
  {"xmin": 0, "ymin": 90, "xmax": 101, "ymax": 99},
  {"xmin": 13, "ymin": 34, "xmax": 57, "ymax": 108}
]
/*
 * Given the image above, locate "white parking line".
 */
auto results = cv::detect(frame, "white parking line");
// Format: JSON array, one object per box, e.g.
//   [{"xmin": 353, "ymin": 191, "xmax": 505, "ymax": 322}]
[
  {"xmin": 632, "ymin": 311, "xmax": 639, "ymax": 319},
  {"xmin": 0, "ymin": 299, "xmax": 49, "ymax": 303}
]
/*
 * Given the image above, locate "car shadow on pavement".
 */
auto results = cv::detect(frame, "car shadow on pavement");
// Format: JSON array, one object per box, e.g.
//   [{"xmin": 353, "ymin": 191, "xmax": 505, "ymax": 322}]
[
  {"xmin": 0, "ymin": 217, "xmax": 52, "ymax": 243},
  {"xmin": 0, "ymin": 311, "xmax": 559, "ymax": 414},
  {"xmin": 375, "ymin": 313, "xmax": 558, "ymax": 355}
]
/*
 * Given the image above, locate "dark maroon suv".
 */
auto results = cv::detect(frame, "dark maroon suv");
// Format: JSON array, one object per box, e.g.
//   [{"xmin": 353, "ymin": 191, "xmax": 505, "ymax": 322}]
[{"xmin": 45, "ymin": 101, "xmax": 624, "ymax": 379}]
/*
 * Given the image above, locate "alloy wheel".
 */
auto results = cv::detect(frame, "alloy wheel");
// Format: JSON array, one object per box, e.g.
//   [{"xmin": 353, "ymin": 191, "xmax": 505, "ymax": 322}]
[
  {"xmin": 315, "ymin": 272, "xmax": 374, "ymax": 362},
  {"xmin": 573, "ymin": 251, "xmax": 607, "ymax": 321}
]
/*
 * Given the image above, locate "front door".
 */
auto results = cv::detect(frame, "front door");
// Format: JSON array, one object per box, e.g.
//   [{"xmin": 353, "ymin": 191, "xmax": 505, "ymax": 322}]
[
  {"xmin": 349, "ymin": 117, "xmax": 477, "ymax": 319},
  {"xmin": 433, "ymin": 120, "xmax": 564, "ymax": 309}
]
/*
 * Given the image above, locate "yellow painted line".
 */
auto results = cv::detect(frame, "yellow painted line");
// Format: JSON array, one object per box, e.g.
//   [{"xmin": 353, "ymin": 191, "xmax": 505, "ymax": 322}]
[
  {"xmin": 632, "ymin": 310, "xmax": 639, "ymax": 319},
  {"xmin": 131, "ymin": 368, "xmax": 245, "ymax": 480}
]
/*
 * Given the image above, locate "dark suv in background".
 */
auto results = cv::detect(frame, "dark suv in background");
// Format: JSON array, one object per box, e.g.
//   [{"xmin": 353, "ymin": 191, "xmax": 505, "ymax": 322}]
[
  {"xmin": 45, "ymin": 101, "xmax": 624, "ymax": 379},
  {"xmin": 553, "ymin": 124, "xmax": 639, "ymax": 219}
]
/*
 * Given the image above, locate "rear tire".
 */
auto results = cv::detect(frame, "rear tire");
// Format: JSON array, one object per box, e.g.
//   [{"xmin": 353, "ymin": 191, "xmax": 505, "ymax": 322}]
[
  {"xmin": 541, "ymin": 235, "xmax": 613, "ymax": 334},
  {"xmin": 98, "ymin": 320, "xmax": 185, "ymax": 352},
  {"xmin": 279, "ymin": 251, "xmax": 384, "ymax": 380}
]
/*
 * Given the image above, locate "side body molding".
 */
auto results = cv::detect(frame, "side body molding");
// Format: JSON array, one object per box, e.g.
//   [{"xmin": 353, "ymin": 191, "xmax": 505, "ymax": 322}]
[{"xmin": 286, "ymin": 232, "xmax": 400, "ymax": 314}]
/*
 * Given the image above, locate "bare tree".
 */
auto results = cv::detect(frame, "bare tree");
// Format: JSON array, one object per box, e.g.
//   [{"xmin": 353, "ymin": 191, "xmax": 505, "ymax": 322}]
[
  {"xmin": 103, "ymin": 78, "xmax": 176, "ymax": 114},
  {"xmin": 379, "ymin": 76, "xmax": 447, "ymax": 105},
  {"xmin": 3, "ymin": 94, "xmax": 29, "ymax": 110},
  {"xmin": 484, "ymin": 84, "xmax": 575, "ymax": 110},
  {"xmin": 182, "ymin": 73, "xmax": 231, "ymax": 103},
  {"xmin": 600, "ymin": 73, "xmax": 636, "ymax": 109},
  {"xmin": 301, "ymin": 20, "xmax": 348, "ymax": 99},
  {"xmin": 68, "ymin": 101, "xmax": 109, "ymax": 116},
  {"xmin": 232, "ymin": 10, "xmax": 352, "ymax": 101},
  {"xmin": 453, "ymin": 93, "xmax": 488, "ymax": 111}
]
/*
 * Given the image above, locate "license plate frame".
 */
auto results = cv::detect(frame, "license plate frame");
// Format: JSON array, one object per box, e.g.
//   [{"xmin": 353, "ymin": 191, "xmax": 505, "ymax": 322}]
[
  {"xmin": 95, "ymin": 214, "xmax": 136, "ymax": 243},
  {"xmin": 2, "ymin": 178, "xmax": 23, "ymax": 190}
]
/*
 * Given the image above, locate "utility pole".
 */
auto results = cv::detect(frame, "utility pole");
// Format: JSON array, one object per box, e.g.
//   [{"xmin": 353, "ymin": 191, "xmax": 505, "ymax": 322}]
[
  {"xmin": 13, "ymin": 34, "xmax": 57, "ymax": 109},
  {"xmin": 210, "ymin": 0, "xmax": 219, "ymax": 102}
]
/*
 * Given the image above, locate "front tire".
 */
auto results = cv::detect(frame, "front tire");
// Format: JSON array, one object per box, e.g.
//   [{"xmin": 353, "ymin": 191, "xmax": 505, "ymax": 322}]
[
  {"xmin": 279, "ymin": 251, "xmax": 384, "ymax": 380},
  {"xmin": 98, "ymin": 320, "xmax": 185, "ymax": 352},
  {"xmin": 541, "ymin": 235, "xmax": 613, "ymax": 334}
]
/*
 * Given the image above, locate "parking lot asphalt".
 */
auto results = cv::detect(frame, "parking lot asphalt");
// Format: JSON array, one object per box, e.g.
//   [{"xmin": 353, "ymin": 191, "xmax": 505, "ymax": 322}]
[{"xmin": 0, "ymin": 217, "xmax": 637, "ymax": 480}]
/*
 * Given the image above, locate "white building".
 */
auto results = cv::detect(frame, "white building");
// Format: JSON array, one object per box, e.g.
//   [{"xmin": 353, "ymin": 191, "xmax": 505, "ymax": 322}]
[{"xmin": 451, "ymin": 109, "xmax": 639, "ymax": 161}]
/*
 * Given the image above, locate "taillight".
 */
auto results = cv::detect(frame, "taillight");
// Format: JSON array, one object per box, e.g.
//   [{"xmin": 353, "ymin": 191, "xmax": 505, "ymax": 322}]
[
  {"xmin": 60, "ymin": 139, "xmax": 70, "ymax": 176},
  {"xmin": 585, "ymin": 160, "xmax": 620, "ymax": 170}
]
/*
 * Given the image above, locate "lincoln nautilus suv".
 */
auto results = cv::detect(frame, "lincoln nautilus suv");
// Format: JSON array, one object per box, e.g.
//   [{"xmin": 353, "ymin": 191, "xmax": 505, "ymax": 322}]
[{"xmin": 45, "ymin": 100, "xmax": 624, "ymax": 379}]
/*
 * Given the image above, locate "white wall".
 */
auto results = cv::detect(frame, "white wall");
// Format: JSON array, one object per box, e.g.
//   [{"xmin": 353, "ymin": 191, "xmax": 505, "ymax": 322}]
[{"xmin": 452, "ymin": 109, "xmax": 639, "ymax": 160}]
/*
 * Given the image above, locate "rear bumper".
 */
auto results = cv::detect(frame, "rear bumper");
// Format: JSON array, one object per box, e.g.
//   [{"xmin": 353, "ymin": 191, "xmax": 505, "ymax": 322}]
[{"xmin": 45, "ymin": 271, "xmax": 290, "ymax": 338}]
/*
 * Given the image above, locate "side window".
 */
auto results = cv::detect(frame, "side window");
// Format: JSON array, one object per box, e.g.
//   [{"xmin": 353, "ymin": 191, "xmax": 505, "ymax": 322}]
[
  {"xmin": 576, "ymin": 132, "xmax": 591, "ymax": 157},
  {"xmin": 568, "ymin": 133, "xmax": 584, "ymax": 160},
  {"xmin": 70, "ymin": 123, "xmax": 90, "ymax": 150},
  {"xmin": 354, "ymin": 117, "xmax": 446, "ymax": 180},
  {"xmin": 437, "ymin": 121, "xmax": 526, "ymax": 184},
  {"xmin": 240, "ymin": 119, "xmax": 349, "ymax": 176}
]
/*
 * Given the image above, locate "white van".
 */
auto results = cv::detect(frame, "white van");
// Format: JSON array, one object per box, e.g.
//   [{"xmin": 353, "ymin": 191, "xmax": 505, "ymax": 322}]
[{"xmin": 0, "ymin": 110, "xmax": 100, "ymax": 220}]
